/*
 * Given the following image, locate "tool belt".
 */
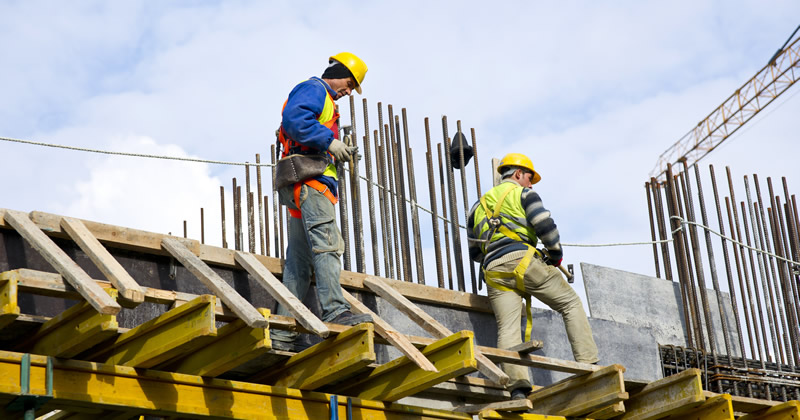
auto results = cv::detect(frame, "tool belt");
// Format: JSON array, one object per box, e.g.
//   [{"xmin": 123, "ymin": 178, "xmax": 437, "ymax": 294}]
[
  {"xmin": 274, "ymin": 153, "xmax": 330, "ymax": 190},
  {"xmin": 483, "ymin": 245, "xmax": 541, "ymax": 342}
]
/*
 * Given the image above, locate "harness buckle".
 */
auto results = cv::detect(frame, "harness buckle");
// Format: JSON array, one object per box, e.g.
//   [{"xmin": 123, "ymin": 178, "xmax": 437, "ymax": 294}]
[{"xmin": 489, "ymin": 217, "xmax": 501, "ymax": 228}]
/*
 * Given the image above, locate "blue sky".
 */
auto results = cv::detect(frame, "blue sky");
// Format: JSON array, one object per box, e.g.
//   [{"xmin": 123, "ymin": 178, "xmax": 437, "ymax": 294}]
[{"xmin": 1, "ymin": 1, "xmax": 799, "ymax": 299}]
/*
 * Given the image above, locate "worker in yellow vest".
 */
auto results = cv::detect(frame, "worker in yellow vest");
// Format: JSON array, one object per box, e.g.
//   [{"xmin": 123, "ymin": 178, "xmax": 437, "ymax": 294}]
[
  {"xmin": 467, "ymin": 153, "xmax": 599, "ymax": 399},
  {"xmin": 271, "ymin": 53, "xmax": 372, "ymax": 352}
]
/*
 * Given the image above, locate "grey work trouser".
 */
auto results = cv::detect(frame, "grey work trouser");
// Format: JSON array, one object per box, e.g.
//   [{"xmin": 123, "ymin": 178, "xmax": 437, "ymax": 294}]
[{"xmin": 486, "ymin": 251, "xmax": 599, "ymax": 390}]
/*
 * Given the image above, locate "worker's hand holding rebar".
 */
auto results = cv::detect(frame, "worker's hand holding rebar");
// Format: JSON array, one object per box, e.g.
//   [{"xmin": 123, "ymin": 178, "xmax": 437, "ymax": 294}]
[{"xmin": 329, "ymin": 139, "xmax": 357, "ymax": 161}]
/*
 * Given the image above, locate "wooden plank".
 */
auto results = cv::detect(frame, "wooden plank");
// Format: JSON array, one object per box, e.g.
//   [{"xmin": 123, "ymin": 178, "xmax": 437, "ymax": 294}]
[
  {"xmin": 508, "ymin": 340, "xmax": 544, "ymax": 353},
  {"xmin": 162, "ymin": 237, "xmax": 267, "ymax": 328},
  {"xmin": 739, "ymin": 400, "xmax": 800, "ymax": 420},
  {"xmin": 340, "ymin": 330, "xmax": 478, "ymax": 402},
  {"xmin": 427, "ymin": 376, "xmax": 511, "ymax": 401},
  {"xmin": 478, "ymin": 411, "xmax": 566, "ymax": 419},
  {"xmin": 342, "ymin": 288, "xmax": 437, "ymax": 373},
  {"xmin": 3, "ymin": 210, "xmax": 121, "ymax": 315},
  {"xmin": 453, "ymin": 399, "xmax": 533, "ymax": 414},
  {"xmin": 253, "ymin": 323, "xmax": 376, "ymax": 390},
  {"xmin": 526, "ymin": 364, "xmax": 628, "ymax": 417},
  {"xmin": 171, "ymin": 308, "xmax": 271, "ymax": 377},
  {"xmin": 234, "ymin": 250, "xmax": 329, "ymax": 337},
  {"xmin": 60, "ymin": 217, "xmax": 145, "ymax": 305},
  {"xmin": 23, "ymin": 289, "xmax": 119, "ymax": 358},
  {"xmin": 363, "ymin": 275, "xmax": 509, "ymax": 386},
  {"xmin": 0, "ymin": 271, "xmax": 20, "ymax": 330},
  {"xmin": 89, "ymin": 294, "xmax": 217, "ymax": 368},
  {"xmin": 620, "ymin": 369, "xmax": 705, "ymax": 420}
]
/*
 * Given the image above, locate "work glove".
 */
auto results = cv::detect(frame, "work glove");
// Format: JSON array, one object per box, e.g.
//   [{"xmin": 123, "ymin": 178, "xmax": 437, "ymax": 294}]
[
  {"xmin": 328, "ymin": 139, "xmax": 358, "ymax": 162},
  {"xmin": 542, "ymin": 248, "xmax": 563, "ymax": 267}
]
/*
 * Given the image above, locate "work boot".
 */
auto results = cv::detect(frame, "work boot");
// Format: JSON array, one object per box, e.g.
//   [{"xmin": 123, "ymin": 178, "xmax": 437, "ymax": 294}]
[
  {"xmin": 510, "ymin": 387, "xmax": 532, "ymax": 400},
  {"xmin": 330, "ymin": 310, "xmax": 373, "ymax": 326}
]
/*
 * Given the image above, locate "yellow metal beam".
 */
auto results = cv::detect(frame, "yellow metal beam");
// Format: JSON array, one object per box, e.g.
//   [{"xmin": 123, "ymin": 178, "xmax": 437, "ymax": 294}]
[
  {"xmin": 0, "ymin": 271, "xmax": 20, "ymax": 330},
  {"xmin": 619, "ymin": 369, "xmax": 705, "ymax": 420},
  {"xmin": 340, "ymin": 330, "xmax": 478, "ymax": 402},
  {"xmin": 478, "ymin": 411, "xmax": 567, "ymax": 419},
  {"xmin": 22, "ymin": 288, "xmax": 118, "ymax": 358},
  {"xmin": 663, "ymin": 394, "xmax": 733, "ymax": 420},
  {"xmin": 0, "ymin": 350, "xmax": 471, "ymax": 420},
  {"xmin": 527, "ymin": 363, "xmax": 628, "ymax": 417},
  {"xmin": 171, "ymin": 308, "xmax": 271, "ymax": 377},
  {"xmin": 87, "ymin": 294, "xmax": 217, "ymax": 368},
  {"xmin": 254, "ymin": 323, "xmax": 375, "ymax": 390},
  {"xmin": 739, "ymin": 400, "xmax": 800, "ymax": 420}
]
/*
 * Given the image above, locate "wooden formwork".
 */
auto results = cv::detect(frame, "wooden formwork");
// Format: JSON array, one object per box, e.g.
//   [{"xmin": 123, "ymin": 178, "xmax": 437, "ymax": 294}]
[{"xmin": 0, "ymin": 208, "xmax": 797, "ymax": 419}]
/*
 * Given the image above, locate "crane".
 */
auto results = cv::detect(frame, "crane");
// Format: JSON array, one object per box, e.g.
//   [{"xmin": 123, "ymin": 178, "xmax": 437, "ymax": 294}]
[{"xmin": 651, "ymin": 29, "xmax": 800, "ymax": 182}]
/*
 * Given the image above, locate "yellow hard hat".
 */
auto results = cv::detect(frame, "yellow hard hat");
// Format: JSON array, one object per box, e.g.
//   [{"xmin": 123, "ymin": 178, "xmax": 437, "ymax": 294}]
[
  {"xmin": 497, "ymin": 153, "xmax": 541, "ymax": 184},
  {"xmin": 330, "ymin": 52, "xmax": 367, "ymax": 94}
]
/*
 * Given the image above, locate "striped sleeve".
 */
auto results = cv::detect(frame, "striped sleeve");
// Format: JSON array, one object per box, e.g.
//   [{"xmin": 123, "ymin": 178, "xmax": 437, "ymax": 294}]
[
  {"xmin": 466, "ymin": 201, "xmax": 483, "ymax": 263},
  {"xmin": 520, "ymin": 188, "xmax": 563, "ymax": 261}
]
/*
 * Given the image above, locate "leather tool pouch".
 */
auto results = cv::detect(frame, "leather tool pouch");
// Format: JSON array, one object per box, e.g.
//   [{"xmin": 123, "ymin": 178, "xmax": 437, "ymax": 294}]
[{"xmin": 274, "ymin": 154, "xmax": 329, "ymax": 190}]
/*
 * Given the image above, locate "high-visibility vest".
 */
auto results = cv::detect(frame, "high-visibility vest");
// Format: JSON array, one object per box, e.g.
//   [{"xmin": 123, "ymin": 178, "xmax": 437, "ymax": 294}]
[
  {"xmin": 473, "ymin": 181, "xmax": 541, "ymax": 342},
  {"xmin": 277, "ymin": 79, "xmax": 340, "ymax": 217},
  {"xmin": 277, "ymin": 79, "xmax": 339, "ymax": 180}
]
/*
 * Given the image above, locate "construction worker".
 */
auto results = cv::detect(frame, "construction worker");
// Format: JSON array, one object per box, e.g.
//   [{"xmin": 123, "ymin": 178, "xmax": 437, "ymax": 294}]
[
  {"xmin": 467, "ymin": 153, "xmax": 599, "ymax": 399},
  {"xmin": 271, "ymin": 52, "xmax": 372, "ymax": 352}
]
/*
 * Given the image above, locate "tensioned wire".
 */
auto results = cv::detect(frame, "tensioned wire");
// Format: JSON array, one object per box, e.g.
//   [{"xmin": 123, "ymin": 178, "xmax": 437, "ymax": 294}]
[{"xmin": 3, "ymin": 134, "xmax": 800, "ymax": 266}]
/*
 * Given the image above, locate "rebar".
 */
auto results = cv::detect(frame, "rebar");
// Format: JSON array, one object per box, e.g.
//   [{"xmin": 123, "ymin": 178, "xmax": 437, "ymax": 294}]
[
  {"xmin": 362, "ymin": 99, "xmax": 380, "ymax": 276},
  {"xmin": 389, "ymin": 107, "xmax": 412, "ymax": 282},
  {"xmin": 646, "ymin": 181, "xmax": 661, "ymax": 278},
  {"xmin": 651, "ymin": 178, "xmax": 673, "ymax": 280},
  {"xmin": 425, "ymin": 119, "xmax": 444, "ymax": 288},
  {"xmin": 263, "ymin": 195, "xmax": 270, "ymax": 257},
  {"xmin": 233, "ymin": 178, "xmax": 241, "ymax": 251},
  {"xmin": 256, "ymin": 154, "xmax": 265, "ymax": 255},
  {"xmin": 246, "ymin": 163, "xmax": 255, "ymax": 253},
  {"xmin": 200, "ymin": 208, "xmax": 205, "ymax": 245},
  {"xmin": 403, "ymin": 108, "xmax": 425, "ymax": 285},
  {"xmin": 384, "ymin": 123, "xmax": 402, "ymax": 280},
  {"xmin": 675, "ymin": 169, "xmax": 705, "ymax": 349},
  {"xmin": 665, "ymin": 164, "xmax": 695, "ymax": 348},
  {"xmin": 456, "ymin": 121, "xmax": 477, "ymax": 293},
  {"xmin": 220, "ymin": 186, "xmax": 228, "ymax": 249},
  {"xmin": 438, "ymin": 143, "xmax": 454, "ymax": 290},
  {"xmin": 349, "ymin": 95, "xmax": 365, "ymax": 274},
  {"xmin": 375, "ymin": 135, "xmax": 392, "ymax": 278},
  {"xmin": 271, "ymin": 145, "xmax": 281, "ymax": 260},
  {"xmin": 338, "ymin": 142, "xmax": 351, "ymax": 272},
  {"xmin": 470, "ymin": 128, "xmax": 484, "ymax": 291},
  {"xmin": 442, "ymin": 117, "xmax": 465, "ymax": 292}
]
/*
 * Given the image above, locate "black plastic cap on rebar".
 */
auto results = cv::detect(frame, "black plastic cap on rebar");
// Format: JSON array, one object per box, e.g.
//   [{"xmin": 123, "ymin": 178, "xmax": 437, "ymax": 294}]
[{"xmin": 449, "ymin": 131, "xmax": 474, "ymax": 170}]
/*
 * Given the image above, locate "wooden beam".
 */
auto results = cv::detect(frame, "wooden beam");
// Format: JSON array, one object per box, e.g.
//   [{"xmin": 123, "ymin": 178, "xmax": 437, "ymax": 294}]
[
  {"xmin": 341, "ymin": 330, "xmax": 478, "ymax": 402},
  {"xmin": 2, "ymin": 210, "xmax": 120, "ymax": 315},
  {"xmin": 22, "ymin": 289, "xmax": 119, "ymax": 358},
  {"xmin": 363, "ymin": 275, "xmax": 509, "ymax": 386},
  {"xmin": 588, "ymin": 402, "xmax": 626, "ymax": 419},
  {"xmin": 508, "ymin": 340, "xmax": 544, "ymax": 353},
  {"xmin": 739, "ymin": 400, "xmax": 800, "ymax": 420},
  {"xmin": 234, "ymin": 250, "xmax": 329, "ymax": 337},
  {"xmin": 254, "ymin": 323, "xmax": 376, "ymax": 390},
  {"xmin": 162, "ymin": 237, "xmax": 267, "ymax": 329},
  {"xmin": 526, "ymin": 364, "xmax": 628, "ymax": 417},
  {"xmin": 478, "ymin": 410, "xmax": 566, "ymax": 419},
  {"xmin": 90, "ymin": 294, "xmax": 217, "ymax": 368},
  {"xmin": 0, "ymin": 271, "xmax": 20, "ymax": 330},
  {"xmin": 25, "ymin": 210, "xmax": 494, "ymax": 313},
  {"xmin": 60, "ymin": 217, "xmax": 145, "ymax": 305},
  {"xmin": 0, "ymin": 350, "xmax": 473, "ymax": 420},
  {"xmin": 619, "ymin": 369, "xmax": 705, "ymax": 420},
  {"xmin": 342, "ymin": 288, "xmax": 437, "ymax": 373},
  {"xmin": 453, "ymin": 399, "xmax": 532, "ymax": 414},
  {"xmin": 170, "ymin": 308, "xmax": 271, "ymax": 377}
]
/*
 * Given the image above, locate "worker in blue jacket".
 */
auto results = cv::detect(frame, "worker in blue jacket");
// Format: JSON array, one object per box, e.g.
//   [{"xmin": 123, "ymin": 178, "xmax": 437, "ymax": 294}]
[{"xmin": 271, "ymin": 53, "xmax": 372, "ymax": 352}]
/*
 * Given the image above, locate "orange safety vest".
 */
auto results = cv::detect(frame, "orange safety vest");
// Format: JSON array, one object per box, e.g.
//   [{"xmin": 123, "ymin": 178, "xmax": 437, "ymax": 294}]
[{"xmin": 277, "ymin": 80, "xmax": 340, "ymax": 218}]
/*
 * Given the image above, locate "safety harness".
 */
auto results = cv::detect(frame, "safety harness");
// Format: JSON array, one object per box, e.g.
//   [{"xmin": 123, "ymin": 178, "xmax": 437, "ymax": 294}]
[
  {"xmin": 478, "ymin": 185, "xmax": 541, "ymax": 342},
  {"xmin": 277, "ymin": 79, "xmax": 341, "ymax": 219}
]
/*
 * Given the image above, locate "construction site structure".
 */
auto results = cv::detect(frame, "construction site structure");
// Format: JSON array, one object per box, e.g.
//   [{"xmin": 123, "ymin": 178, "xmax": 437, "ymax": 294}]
[{"xmin": 1, "ymin": 208, "xmax": 799, "ymax": 419}]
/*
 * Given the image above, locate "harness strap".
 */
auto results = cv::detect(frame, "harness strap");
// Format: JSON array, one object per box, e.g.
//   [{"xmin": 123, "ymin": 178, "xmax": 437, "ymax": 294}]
[
  {"xmin": 289, "ymin": 179, "xmax": 339, "ymax": 219},
  {"xmin": 478, "ymin": 185, "xmax": 518, "ymax": 254},
  {"xmin": 483, "ymin": 246, "xmax": 540, "ymax": 342}
]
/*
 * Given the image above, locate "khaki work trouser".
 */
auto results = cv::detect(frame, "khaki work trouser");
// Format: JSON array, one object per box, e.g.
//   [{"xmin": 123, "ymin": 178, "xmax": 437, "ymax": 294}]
[{"xmin": 487, "ymin": 251, "xmax": 599, "ymax": 390}]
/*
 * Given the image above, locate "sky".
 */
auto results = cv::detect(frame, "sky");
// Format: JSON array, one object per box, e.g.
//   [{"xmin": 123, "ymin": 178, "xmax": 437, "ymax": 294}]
[{"xmin": 1, "ymin": 1, "xmax": 799, "ymax": 306}]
